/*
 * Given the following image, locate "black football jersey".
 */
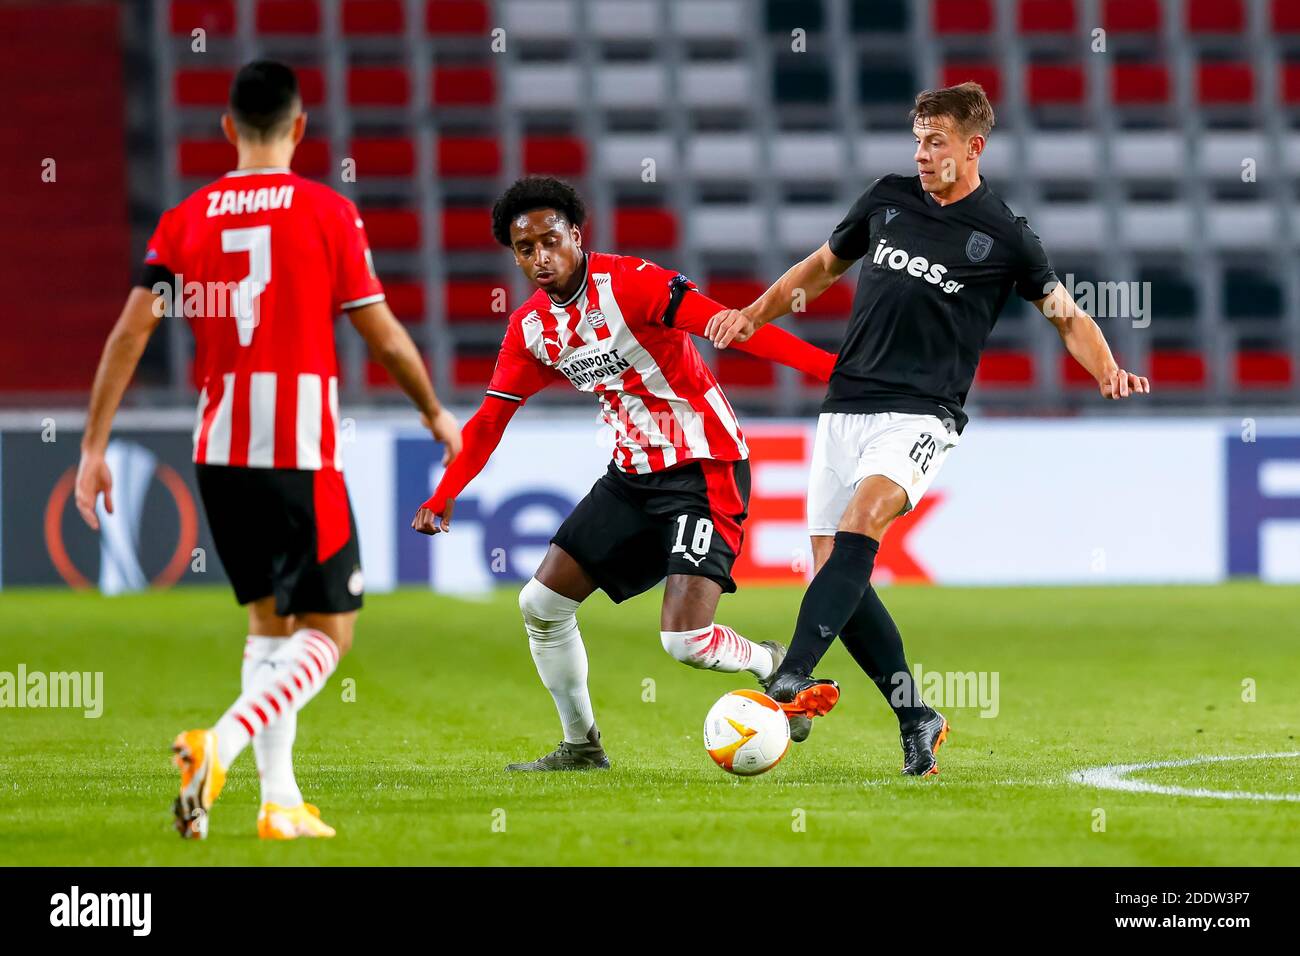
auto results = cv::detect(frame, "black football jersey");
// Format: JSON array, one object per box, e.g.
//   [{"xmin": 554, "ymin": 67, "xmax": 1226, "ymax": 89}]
[{"xmin": 823, "ymin": 174, "xmax": 1058, "ymax": 432}]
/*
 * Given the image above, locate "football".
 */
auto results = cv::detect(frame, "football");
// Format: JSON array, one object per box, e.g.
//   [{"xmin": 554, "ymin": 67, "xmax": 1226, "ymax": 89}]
[{"xmin": 703, "ymin": 689, "xmax": 792, "ymax": 776}]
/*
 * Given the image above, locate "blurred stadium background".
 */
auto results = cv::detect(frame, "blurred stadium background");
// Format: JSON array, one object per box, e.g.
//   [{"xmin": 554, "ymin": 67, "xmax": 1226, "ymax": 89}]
[{"xmin": 0, "ymin": 0, "xmax": 1297, "ymax": 595}]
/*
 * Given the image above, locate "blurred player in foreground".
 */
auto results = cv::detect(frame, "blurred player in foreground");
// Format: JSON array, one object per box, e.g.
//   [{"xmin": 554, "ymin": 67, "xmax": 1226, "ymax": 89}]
[
  {"xmin": 708, "ymin": 83, "xmax": 1150, "ymax": 775},
  {"xmin": 76, "ymin": 61, "xmax": 461, "ymax": 837},
  {"xmin": 412, "ymin": 176, "xmax": 837, "ymax": 770}
]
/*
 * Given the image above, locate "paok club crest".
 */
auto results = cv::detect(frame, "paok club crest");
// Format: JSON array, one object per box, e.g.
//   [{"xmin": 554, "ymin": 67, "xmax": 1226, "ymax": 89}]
[{"xmin": 965, "ymin": 230, "xmax": 994, "ymax": 263}]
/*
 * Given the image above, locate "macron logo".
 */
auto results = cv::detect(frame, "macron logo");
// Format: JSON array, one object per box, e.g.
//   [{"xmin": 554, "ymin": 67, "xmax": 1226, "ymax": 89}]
[
  {"xmin": 50, "ymin": 886, "xmax": 151, "ymax": 936},
  {"xmin": 871, "ymin": 239, "xmax": 965, "ymax": 295}
]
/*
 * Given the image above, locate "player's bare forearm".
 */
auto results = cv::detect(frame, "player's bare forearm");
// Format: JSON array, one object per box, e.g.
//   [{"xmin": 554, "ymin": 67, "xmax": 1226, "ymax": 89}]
[
  {"xmin": 1036, "ymin": 285, "xmax": 1149, "ymax": 399},
  {"xmin": 83, "ymin": 287, "xmax": 164, "ymax": 455},
  {"xmin": 707, "ymin": 243, "xmax": 852, "ymax": 348},
  {"xmin": 348, "ymin": 301, "xmax": 440, "ymax": 417}
]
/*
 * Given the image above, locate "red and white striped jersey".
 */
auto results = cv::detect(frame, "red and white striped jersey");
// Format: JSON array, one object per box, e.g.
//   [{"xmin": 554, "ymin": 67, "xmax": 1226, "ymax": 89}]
[
  {"xmin": 141, "ymin": 168, "xmax": 383, "ymax": 471},
  {"xmin": 488, "ymin": 253, "xmax": 748, "ymax": 473}
]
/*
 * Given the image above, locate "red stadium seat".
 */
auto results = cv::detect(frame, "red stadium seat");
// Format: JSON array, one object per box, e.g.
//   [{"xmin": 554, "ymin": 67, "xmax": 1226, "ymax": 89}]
[
  {"xmin": 932, "ymin": 0, "xmax": 994, "ymax": 34},
  {"xmin": 352, "ymin": 138, "xmax": 415, "ymax": 177},
  {"xmin": 1149, "ymin": 350, "xmax": 1206, "ymax": 388},
  {"xmin": 171, "ymin": 0, "xmax": 235, "ymax": 35},
  {"xmin": 178, "ymin": 140, "xmax": 233, "ymax": 177},
  {"xmin": 383, "ymin": 281, "xmax": 426, "ymax": 320},
  {"xmin": 426, "ymin": 1, "xmax": 490, "ymax": 34},
  {"xmin": 1102, "ymin": 0, "xmax": 1160, "ymax": 33},
  {"xmin": 348, "ymin": 67, "xmax": 410, "ymax": 106},
  {"xmin": 1281, "ymin": 63, "xmax": 1300, "ymax": 103},
  {"xmin": 614, "ymin": 209, "xmax": 678, "ymax": 249},
  {"xmin": 1236, "ymin": 351, "xmax": 1294, "ymax": 388},
  {"xmin": 295, "ymin": 67, "xmax": 325, "ymax": 106},
  {"xmin": 1018, "ymin": 0, "xmax": 1076, "ymax": 34},
  {"xmin": 1187, "ymin": 0, "xmax": 1245, "ymax": 33},
  {"xmin": 976, "ymin": 351, "xmax": 1036, "ymax": 388},
  {"xmin": 437, "ymin": 137, "xmax": 501, "ymax": 177},
  {"xmin": 942, "ymin": 63, "xmax": 1002, "ymax": 102},
  {"xmin": 523, "ymin": 136, "xmax": 588, "ymax": 176},
  {"xmin": 1274, "ymin": 0, "xmax": 1300, "ymax": 32},
  {"xmin": 1197, "ymin": 63, "xmax": 1254, "ymax": 104},
  {"xmin": 1112, "ymin": 63, "xmax": 1171, "ymax": 104},
  {"xmin": 342, "ymin": 0, "xmax": 404, "ymax": 34},
  {"xmin": 706, "ymin": 279, "xmax": 767, "ymax": 309},
  {"xmin": 446, "ymin": 279, "xmax": 511, "ymax": 321},
  {"xmin": 453, "ymin": 354, "xmax": 498, "ymax": 386},
  {"xmin": 292, "ymin": 139, "xmax": 330, "ymax": 175},
  {"xmin": 256, "ymin": 0, "xmax": 320, "ymax": 34},
  {"xmin": 441, "ymin": 208, "xmax": 497, "ymax": 250},
  {"xmin": 431, "ymin": 66, "xmax": 495, "ymax": 106},
  {"xmin": 175, "ymin": 68, "xmax": 232, "ymax": 106},
  {"xmin": 1027, "ymin": 64, "xmax": 1085, "ymax": 104},
  {"xmin": 717, "ymin": 354, "xmax": 776, "ymax": 388},
  {"xmin": 362, "ymin": 208, "xmax": 422, "ymax": 249}
]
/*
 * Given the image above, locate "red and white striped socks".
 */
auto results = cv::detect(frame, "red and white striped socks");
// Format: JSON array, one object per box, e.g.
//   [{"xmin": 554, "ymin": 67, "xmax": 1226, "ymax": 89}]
[
  {"xmin": 215, "ymin": 628, "xmax": 339, "ymax": 769},
  {"xmin": 242, "ymin": 636, "xmax": 304, "ymax": 807},
  {"xmin": 660, "ymin": 624, "xmax": 774, "ymax": 679}
]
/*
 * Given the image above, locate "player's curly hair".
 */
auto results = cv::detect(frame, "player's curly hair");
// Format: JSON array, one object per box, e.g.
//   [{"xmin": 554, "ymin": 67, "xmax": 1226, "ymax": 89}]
[{"xmin": 491, "ymin": 176, "xmax": 587, "ymax": 247}]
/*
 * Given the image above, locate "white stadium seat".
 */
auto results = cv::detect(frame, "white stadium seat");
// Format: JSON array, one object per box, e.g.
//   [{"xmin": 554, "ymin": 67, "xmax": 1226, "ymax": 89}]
[{"xmin": 669, "ymin": 0, "xmax": 746, "ymax": 39}]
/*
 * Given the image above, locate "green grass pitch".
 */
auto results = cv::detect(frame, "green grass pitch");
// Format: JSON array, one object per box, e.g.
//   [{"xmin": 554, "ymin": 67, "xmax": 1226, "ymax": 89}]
[{"xmin": 1, "ymin": 583, "xmax": 1296, "ymax": 866}]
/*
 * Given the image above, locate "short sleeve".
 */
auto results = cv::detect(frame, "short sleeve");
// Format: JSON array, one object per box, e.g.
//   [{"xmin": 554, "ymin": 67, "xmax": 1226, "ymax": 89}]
[
  {"xmin": 336, "ymin": 200, "xmax": 385, "ymax": 311},
  {"xmin": 486, "ymin": 318, "xmax": 563, "ymax": 404},
  {"xmin": 138, "ymin": 208, "xmax": 180, "ymax": 287},
  {"xmin": 828, "ymin": 178, "xmax": 884, "ymax": 262},
  {"xmin": 613, "ymin": 257, "xmax": 697, "ymax": 326},
  {"xmin": 1013, "ymin": 219, "xmax": 1059, "ymax": 302}
]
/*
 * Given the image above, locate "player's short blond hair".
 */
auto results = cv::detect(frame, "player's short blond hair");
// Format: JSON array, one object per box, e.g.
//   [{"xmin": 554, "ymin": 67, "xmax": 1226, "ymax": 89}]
[{"xmin": 910, "ymin": 82, "xmax": 995, "ymax": 140}]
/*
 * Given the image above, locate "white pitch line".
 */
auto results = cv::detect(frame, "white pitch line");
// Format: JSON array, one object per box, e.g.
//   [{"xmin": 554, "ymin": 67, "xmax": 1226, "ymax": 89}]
[{"xmin": 1070, "ymin": 751, "xmax": 1300, "ymax": 802}]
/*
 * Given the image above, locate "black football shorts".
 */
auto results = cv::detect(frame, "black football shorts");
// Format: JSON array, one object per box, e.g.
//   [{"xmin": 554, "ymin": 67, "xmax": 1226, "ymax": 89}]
[
  {"xmin": 196, "ymin": 464, "xmax": 363, "ymax": 616},
  {"xmin": 551, "ymin": 458, "xmax": 751, "ymax": 603}
]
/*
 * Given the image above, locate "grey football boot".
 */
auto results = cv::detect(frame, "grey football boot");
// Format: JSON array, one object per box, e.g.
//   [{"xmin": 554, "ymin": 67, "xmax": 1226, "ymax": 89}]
[
  {"xmin": 506, "ymin": 725, "xmax": 611, "ymax": 771},
  {"xmin": 758, "ymin": 641, "xmax": 814, "ymax": 743}
]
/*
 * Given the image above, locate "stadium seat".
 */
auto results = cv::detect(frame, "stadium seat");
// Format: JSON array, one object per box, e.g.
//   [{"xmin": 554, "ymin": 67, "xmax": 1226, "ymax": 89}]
[
  {"xmin": 1102, "ymin": 0, "xmax": 1161, "ymax": 34},
  {"xmin": 453, "ymin": 354, "xmax": 498, "ymax": 386},
  {"xmin": 670, "ymin": 0, "xmax": 746, "ymax": 39},
  {"xmin": 975, "ymin": 350, "xmax": 1036, "ymax": 388},
  {"xmin": 432, "ymin": 66, "xmax": 495, "ymax": 106},
  {"xmin": 802, "ymin": 283, "xmax": 856, "ymax": 319},
  {"xmin": 256, "ymin": 0, "xmax": 321, "ymax": 34},
  {"xmin": 1138, "ymin": 270, "xmax": 1198, "ymax": 319},
  {"xmin": 1280, "ymin": 63, "xmax": 1300, "ymax": 104},
  {"xmin": 342, "ymin": 0, "xmax": 405, "ymax": 34},
  {"xmin": 437, "ymin": 137, "xmax": 501, "ymax": 177},
  {"xmin": 296, "ymin": 67, "xmax": 326, "ymax": 106},
  {"xmin": 1149, "ymin": 350, "xmax": 1207, "ymax": 388},
  {"xmin": 348, "ymin": 67, "xmax": 411, "ymax": 106},
  {"xmin": 615, "ymin": 209, "xmax": 678, "ymax": 249},
  {"xmin": 1224, "ymin": 270, "xmax": 1284, "ymax": 319},
  {"xmin": 1187, "ymin": 0, "xmax": 1246, "ymax": 34},
  {"xmin": 1111, "ymin": 63, "xmax": 1171, "ymax": 104},
  {"xmin": 932, "ymin": 0, "xmax": 994, "ymax": 34},
  {"xmin": 717, "ymin": 353, "xmax": 777, "ymax": 387},
  {"xmin": 426, "ymin": 0, "xmax": 491, "ymax": 35},
  {"xmin": 352, "ymin": 138, "xmax": 416, "ymax": 177},
  {"xmin": 441, "ymin": 208, "xmax": 496, "ymax": 250},
  {"xmin": 383, "ymin": 281, "xmax": 426, "ymax": 321},
  {"xmin": 942, "ymin": 63, "xmax": 1003, "ymax": 102},
  {"xmin": 774, "ymin": 61, "xmax": 832, "ymax": 104},
  {"xmin": 446, "ymin": 279, "xmax": 511, "ymax": 322},
  {"xmin": 175, "ymin": 69, "xmax": 232, "ymax": 107},
  {"xmin": 1197, "ymin": 63, "xmax": 1254, "ymax": 104},
  {"xmin": 524, "ymin": 136, "xmax": 587, "ymax": 176},
  {"xmin": 1018, "ymin": 0, "xmax": 1076, "ymax": 35},
  {"xmin": 1236, "ymin": 351, "xmax": 1294, "ymax": 387},
  {"xmin": 706, "ymin": 279, "xmax": 767, "ymax": 309},
  {"xmin": 766, "ymin": 0, "xmax": 825, "ymax": 34},
  {"xmin": 1027, "ymin": 63, "xmax": 1086, "ymax": 104},
  {"xmin": 859, "ymin": 64, "xmax": 918, "ymax": 105},
  {"xmin": 179, "ymin": 138, "xmax": 327, "ymax": 177},
  {"xmin": 1273, "ymin": 0, "xmax": 1300, "ymax": 32},
  {"xmin": 170, "ymin": 0, "xmax": 235, "ymax": 35},
  {"xmin": 850, "ymin": 0, "xmax": 908, "ymax": 34},
  {"xmin": 363, "ymin": 208, "xmax": 422, "ymax": 250}
]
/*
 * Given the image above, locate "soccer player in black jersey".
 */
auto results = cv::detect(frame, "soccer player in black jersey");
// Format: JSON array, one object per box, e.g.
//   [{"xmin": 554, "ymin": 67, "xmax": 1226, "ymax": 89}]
[{"xmin": 706, "ymin": 82, "xmax": 1150, "ymax": 776}]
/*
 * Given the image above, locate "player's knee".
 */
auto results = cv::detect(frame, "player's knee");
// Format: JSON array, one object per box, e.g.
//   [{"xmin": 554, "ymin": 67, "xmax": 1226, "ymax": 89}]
[
  {"xmin": 519, "ymin": 577, "xmax": 579, "ymax": 637},
  {"xmin": 661, "ymin": 625, "xmax": 712, "ymax": 668}
]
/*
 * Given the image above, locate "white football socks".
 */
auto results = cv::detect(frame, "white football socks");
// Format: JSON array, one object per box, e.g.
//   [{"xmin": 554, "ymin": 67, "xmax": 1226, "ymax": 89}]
[
  {"xmin": 519, "ymin": 578, "xmax": 595, "ymax": 745},
  {"xmin": 215, "ymin": 628, "xmax": 339, "ymax": 769},
  {"xmin": 242, "ymin": 636, "xmax": 304, "ymax": 808},
  {"xmin": 661, "ymin": 623, "xmax": 774, "ymax": 679}
]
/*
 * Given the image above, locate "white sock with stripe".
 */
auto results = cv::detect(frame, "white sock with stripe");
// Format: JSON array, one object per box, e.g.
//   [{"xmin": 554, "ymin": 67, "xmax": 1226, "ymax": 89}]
[
  {"xmin": 241, "ymin": 636, "xmax": 304, "ymax": 808},
  {"xmin": 661, "ymin": 624, "xmax": 774, "ymax": 678},
  {"xmin": 215, "ymin": 628, "xmax": 339, "ymax": 769}
]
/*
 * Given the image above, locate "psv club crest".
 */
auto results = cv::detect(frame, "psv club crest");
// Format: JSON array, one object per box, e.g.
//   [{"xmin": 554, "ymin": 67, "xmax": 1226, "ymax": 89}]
[
  {"xmin": 965, "ymin": 230, "xmax": 994, "ymax": 263},
  {"xmin": 585, "ymin": 308, "xmax": 607, "ymax": 330}
]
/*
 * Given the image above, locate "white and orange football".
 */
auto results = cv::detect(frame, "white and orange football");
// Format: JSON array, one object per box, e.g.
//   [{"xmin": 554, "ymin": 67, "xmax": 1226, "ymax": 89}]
[{"xmin": 703, "ymin": 689, "xmax": 792, "ymax": 776}]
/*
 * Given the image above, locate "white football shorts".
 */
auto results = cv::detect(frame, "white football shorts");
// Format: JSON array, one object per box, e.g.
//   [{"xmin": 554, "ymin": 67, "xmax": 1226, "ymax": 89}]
[{"xmin": 806, "ymin": 411, "xmax": 960, "ymax": 535}]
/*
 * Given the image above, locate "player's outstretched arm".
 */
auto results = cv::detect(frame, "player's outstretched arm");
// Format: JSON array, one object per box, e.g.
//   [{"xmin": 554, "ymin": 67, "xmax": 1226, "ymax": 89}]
[
  {"xmin": 706, "ymin": 242, "xmax": 854, "ymax": 348},
  {"xmin": 410, "ymin": 397, "xmax": 520, "ymax": 535},
  {"xmin": 1035, "ymin": 284, "xmax": 1150, "ymax": 400},
  {"xmin": 673, "ymin": 289, "xmax": 836, "ymax": 382},
  {"xmin": 349, "ymin": 300, "xmax": 462, "ymax": 463},
  {"xmin": 76, "ymin": 287, "xmax": 166, "ymax": 530}
]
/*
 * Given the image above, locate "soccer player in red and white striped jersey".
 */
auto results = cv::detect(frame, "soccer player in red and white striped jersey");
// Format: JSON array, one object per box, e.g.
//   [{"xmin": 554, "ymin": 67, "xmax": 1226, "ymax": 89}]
[
  {"xmin": 75, "ymin": 62, "xmax": 461, "ymax": 838},
  {"xmin": 411, "ymin": 177, "xmax": 840, "ymax": 771}
]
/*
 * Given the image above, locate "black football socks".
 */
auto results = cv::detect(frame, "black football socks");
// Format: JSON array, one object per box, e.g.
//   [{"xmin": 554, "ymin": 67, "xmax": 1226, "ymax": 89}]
[
  {"xmin": 838, "ymin": 584, "xmax": 927, "ymax": 727},
  {"xmin": 777, "ymin": 531, "xmax": 878, "ymax": 678}
]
